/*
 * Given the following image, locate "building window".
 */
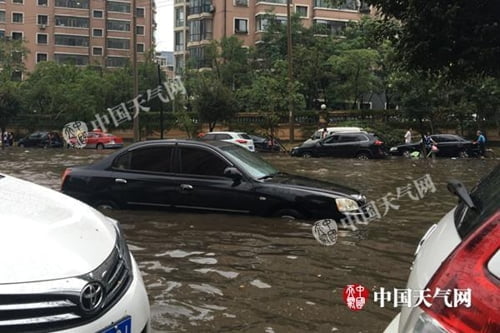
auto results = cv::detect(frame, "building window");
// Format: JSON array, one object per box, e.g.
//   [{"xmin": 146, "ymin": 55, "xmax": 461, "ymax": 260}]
[
  {"xmin": 55, "ymin": 16, "xmax": 89, "ymax": 28},
  {"xmin": 38, "ymin": 0, "xmax": 48, "ymax": 5},
  {"xmin": 55, "ymin": 34, "xmax": 89, "ymax": 47},
  {"xmin": 107, "ymin": 20, "xmax": 131, "ymax": 32},
  {"xmin": 256, "ymin": 0, "xmax": 286, "ymax": 3},
  {"xmin": 189, "ymin": 19, "xmax": 213, "ymax": 42},
  {"xmin": 314, "ymin": 0, "xmax": 363, "ymax": 10},
  {"xmin": 175, "ymin": 55, "xmax": 184, "ymax": 74},
  {"xmin": 38, "ymin": 15, "xmax": 48, "ymax": 25},
  {"xmin": 0, "ymin": 11, "xmax": 5, "ymax": 23},
  {"xmin": 234, "ymin": 18, "xmax": 248, "ymax": 34},
  {"xmin": 137, "ymin": 43, "xmax": 144, "ymax": 53},
  {"xmin": 189, "ymin": 0, "xmax": 212, "ymax": 15},
  {"xmin": 54, "ymin": 53, "xmax": 89, "ymax": 65},
  {"xmin": 107, "ymin": 38, "xmax": 130, "ymax": 50},
  {"xmin": 234, "ymin": 0, "xmax": 248, "ymax": 6},
  {"xmin": 37, "ymin": 53, "xmax": 48, "ymax": 63},
  {"xmin": 296, "ymin": 5, "xmax": 308, "ymax": 17},
  {"xmin": 188, "ymin": 46, "xmax": 210, "ymax": 69},
  {"xmin": 11, "ymin": 32, "xmax": 23, "ymax": 40},
  {"xmin": 136, "ymin": 25, "xmax": 145, "ymax": 35},
  {"xmin": 93, "ymin": 10, "xmax": 103, "ymax": 18},
  {"xmin": 107, "ymin": 1, "xmax": 130, "ymax": 13},
  {"xmin": 93, "ymin": 29, "xmax": 103, "ymax": 37},
  {"xmin": 12, "ymin": 13, "xmax": 23, "ymax": 23},
  {"xmin": 106, "ymin": 56, "xmax": 128, "ymax": 67},
  {"xmin": 92, "ymin": 47, "xmax": 102, "ymax": 56},
  {"xmin": 0, "ymin": 31, "xmax": 5, "ymax": 38},
  {"xmin": 12, "ymin": 0, "xmax": 23, "ymax": 4},
  {"xmin": 55, "ymin": 0, "xmax": 89, "ymax": 9},
  {"xmin": 256, "ymin": 15, "xmax": 286, "ymax": 32},
  {"xmin": 37, "ymin": 34, "xmax": 48, "ymax": 44},
  {"xmin": 11, "ymin": 71, "xmax": 22, "ymax": 81},
  {"xmin": 136, "ymin": 8, "xmax": 145, "ymax": 17},
  {"xmin": 174, "ymin": 31, "xmax": 184, "ymax": 51},
  {"xmin": 313, "ymin": 19, "xmax": 348, "ymax": 36},
  {"xmin": 175, "ymin": 7, "xmax": 184, "ymax": 27}
]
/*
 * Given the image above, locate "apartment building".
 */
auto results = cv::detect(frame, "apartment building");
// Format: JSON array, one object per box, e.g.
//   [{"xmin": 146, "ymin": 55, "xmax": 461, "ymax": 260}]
[
  {"xmin": 0, "ymin": 0, "xmax": 155, "ymax": 77},
  {"xmin": 174, "ymin": 0, "xmax": 371, "ymax": 72}
]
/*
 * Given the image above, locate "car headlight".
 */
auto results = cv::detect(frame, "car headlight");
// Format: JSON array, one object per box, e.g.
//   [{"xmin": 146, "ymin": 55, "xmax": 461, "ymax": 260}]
[
  {"xmin": 336, "ymin": 198, "xmax": 360, "ymax": 212},
  {"xmin": 107, "ymin": 217, "xmax": 132, "ymax": 267},
  {"xmin": 390, "ymin": 147, "xmax": 398, "ymax": 152}
]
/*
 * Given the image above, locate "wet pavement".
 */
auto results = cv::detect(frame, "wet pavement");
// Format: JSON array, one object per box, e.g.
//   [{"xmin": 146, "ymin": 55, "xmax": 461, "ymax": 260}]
[{"xmin": 0, "ymin": 147, "xmax": 497, "ymax": 332}]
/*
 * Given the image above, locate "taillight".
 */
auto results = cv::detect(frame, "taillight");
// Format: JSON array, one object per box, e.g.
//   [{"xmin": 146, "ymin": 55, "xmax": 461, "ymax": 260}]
[
  {"xmin": 61, "ymin": 168, "xmax": 72, "ymax": 188},
  {"xmin": 421, "ymin": 211, "xmax": 500, "ymax": 332},
  {"xmin": 236, "ymin": 139, "xmax": 248, "ymax": 144},
  {"xmin": 374, "ymin": 140, "xmax": 384, "ymax": 146}
]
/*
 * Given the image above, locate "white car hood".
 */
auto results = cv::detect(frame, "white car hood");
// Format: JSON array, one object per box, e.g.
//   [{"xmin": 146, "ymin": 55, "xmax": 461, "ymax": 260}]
[{"xmin": 0, "ymin": 175, "xmax": 116, "ymax": 284}]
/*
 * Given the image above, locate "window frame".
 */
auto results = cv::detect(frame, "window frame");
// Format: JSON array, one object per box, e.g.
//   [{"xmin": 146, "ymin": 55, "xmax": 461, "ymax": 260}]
[
  {"xmin": 234, "ymin": 18, "xmax": 249, "ymax": 34},
  {"xmin": 36, "ymin": 33, "xmax": 48, "ymax": 44},
  {"xmin": 12, "ymin": 12, "xmax": 24, "ymax": 24}
]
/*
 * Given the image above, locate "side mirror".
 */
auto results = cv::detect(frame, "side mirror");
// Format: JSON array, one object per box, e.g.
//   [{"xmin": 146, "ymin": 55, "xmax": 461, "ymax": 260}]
[
  {"xmin": 447, "ymin": 180, "xmax": 476, "ymax": 209},
  {"xmin": 224, "ymin": 167, "xmax": 243, "ymax": 183}
]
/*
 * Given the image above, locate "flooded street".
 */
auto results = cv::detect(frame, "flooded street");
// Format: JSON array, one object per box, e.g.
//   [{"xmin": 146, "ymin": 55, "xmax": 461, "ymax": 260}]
[{"xmin": 0, "ymin": 147, "xmax": 497, "ymax": 332}]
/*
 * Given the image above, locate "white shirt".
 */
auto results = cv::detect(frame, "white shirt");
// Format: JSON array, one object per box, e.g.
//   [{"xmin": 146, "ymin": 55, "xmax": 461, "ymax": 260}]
[{"xmin": 404, "ymin": 130, "xmax": 412, "ymax": 143}]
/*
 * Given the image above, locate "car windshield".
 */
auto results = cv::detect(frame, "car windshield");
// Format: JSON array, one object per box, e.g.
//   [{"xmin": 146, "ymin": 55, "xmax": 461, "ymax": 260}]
[
  {"xmin": 221, "ymin": 145, "xmax": 278, "ymax": 179},
  {"xmin": 454, "ymin": 165, "xmax": 500, "ymax": 238}
]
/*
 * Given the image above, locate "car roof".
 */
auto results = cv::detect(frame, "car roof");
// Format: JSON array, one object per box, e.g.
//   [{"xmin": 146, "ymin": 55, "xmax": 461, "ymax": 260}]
[
  {"xmin": 205, "ymin": 131, "xmax": 247, "ymax": 135},
  {"xmin": 126, "ymin": 139, "xmax": 235, "ymax": 150}
]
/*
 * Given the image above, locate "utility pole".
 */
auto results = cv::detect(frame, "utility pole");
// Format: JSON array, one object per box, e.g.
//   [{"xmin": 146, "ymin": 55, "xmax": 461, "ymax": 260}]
[
  {"xmin": 286, "ymin": 0, "xmax": 294, "ymax": 143},
  {"xmin": 157, "ymin": 62, "xmax": 164, "ymax": 139},
  {"xmin": 132, "ymin": 0, "xmax": 140, "ymax": 141}
]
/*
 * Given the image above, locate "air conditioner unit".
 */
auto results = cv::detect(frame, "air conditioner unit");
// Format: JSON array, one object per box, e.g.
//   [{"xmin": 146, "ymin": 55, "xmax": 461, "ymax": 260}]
[
  {"xmin": 209, "ymin": 4, "xmax": 215, "ymax": 12},
  {"xmin": 39, "ymin": 24, "xmax": 46, "ymax": 30}
]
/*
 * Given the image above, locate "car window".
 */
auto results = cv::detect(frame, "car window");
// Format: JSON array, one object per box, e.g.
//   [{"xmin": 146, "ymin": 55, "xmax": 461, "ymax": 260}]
[
  {"xmin": 178, "ymin": 147, "xmax": 228, "ymax": 177},
  {"xmin": 238, "ymin": 133, "xmax": 251, "ymax": 140},
  {"xmin": 216, "ymin": 134, "xmax": 232, "ymax": 140},
  {"xmin": 221, "ymin": 145, "xmax": 278, "ymax": 179},
  {"xmin": 339, "ymin": 135, "xmax": 359, "ymax": 142},
  {"xmin": 113, "ymin": 146, "xmax": 173, "ymax": 173},
  {"xmin": 432, "ymin": 135, "xmax": 447, "ymax": 142},
  {"xmin": 324, "ymin": 135, "xmax": 339, "ymax": 144},
  {"xmin": 454, "ymin": 165, "xmax": 500, "ymax": 238},
  {"xmin": 201, "ymin": 133, "xmax": 216, "ymax": 140}
]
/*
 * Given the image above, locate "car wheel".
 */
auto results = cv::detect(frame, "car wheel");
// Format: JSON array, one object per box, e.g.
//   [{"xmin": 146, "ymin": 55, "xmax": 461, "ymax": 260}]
[
  {"xmin": 94, "ymin": 200, "xmax": 119, "ymax": 210},
  {"xmin": 96, "ymin": 143, "xmax": 104, "ymax": 150},
  {"xmin": 302, "ymin": 152, "xmax": 312, "ymax": 158},
  {"xmin": 402, "ymin": 150, "xmax": 411, "ymax": 158},
  {"xmin": 273, "ymin": 208, "xmax": 304, "ymax": 220},
  {"xmin": 458, "ymin": 150, "xmax": 468, "ymax": 158},
  {"xmin": 356, "ymin": 152, "xmax": 370, "ymax": 160}
]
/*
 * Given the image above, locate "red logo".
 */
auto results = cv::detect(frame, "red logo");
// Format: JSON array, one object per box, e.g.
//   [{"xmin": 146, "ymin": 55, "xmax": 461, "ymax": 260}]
[{"xmin": 343, "ymin": 284, "xmax": 369, "ymax": 311}]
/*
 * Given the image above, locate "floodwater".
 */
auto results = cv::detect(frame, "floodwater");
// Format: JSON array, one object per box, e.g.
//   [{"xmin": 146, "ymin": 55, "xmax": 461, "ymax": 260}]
[{"xmin": 0, "ymin": 147, "xmax": 498, "ymax": 332}]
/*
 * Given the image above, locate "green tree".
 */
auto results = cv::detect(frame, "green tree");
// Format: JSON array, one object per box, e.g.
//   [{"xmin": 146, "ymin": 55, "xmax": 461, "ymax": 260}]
[
  {"xmin": 367, "ymin": 0, "xmax": 500, "ymax": 77},
  {"xmin": 192, "ymin": 74, "xmax": 238, "ymax": 132}
]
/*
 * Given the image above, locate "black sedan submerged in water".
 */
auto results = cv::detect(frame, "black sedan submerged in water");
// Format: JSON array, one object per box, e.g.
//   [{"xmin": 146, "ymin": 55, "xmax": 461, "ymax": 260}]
[{"xmin": 61, "ymin": 140, "xmax": 372, "ymax": 222}]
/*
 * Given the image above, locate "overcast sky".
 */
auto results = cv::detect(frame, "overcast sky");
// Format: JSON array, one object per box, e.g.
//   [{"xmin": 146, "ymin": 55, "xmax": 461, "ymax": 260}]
[{"xmin": 155, "ymin": 0, "xmax": 173, "ymax": 51}]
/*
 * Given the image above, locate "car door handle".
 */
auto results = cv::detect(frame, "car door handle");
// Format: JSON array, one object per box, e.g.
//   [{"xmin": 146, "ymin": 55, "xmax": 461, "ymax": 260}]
[
  {"xmin": 180, "ymin": 184, "xmax": 193, "ymax": 191},
  {"xmin": 115, "ymin": 178, "xmax": 127, "ymax": 184}
]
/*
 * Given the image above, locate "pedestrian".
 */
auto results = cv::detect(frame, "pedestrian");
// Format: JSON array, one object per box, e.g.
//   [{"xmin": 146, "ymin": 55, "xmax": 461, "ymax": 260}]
[
  {"xmin": 423, "ymin": 132, "xmax": 437, "ymax": 157},
  {"xmin": 404, "ymin": 128, "xmax": 412, "ymax": 143},
  {"xmin": 321, "ymin": 127, "xmax": 328, "ymax": 139},
  {"xmin": 2, "ymin": 132, "xmax": 8, "ymax": 147},
  {"xmin": 474, "ymin": 130, "xmax": 487, "ymax": 158},
  {"xmin": 8, "ymin": 132, "xmax": 13, "ymax": 146}
]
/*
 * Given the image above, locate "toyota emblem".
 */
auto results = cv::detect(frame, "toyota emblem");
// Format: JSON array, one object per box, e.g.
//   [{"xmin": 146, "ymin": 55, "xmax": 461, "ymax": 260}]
[{"xmin": 80, "ymin": 282, "xmax": 104, "ymax": 312}]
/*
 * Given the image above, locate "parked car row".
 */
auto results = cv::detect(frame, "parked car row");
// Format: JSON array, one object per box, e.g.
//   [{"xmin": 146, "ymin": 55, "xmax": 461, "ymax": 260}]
[{"xmin": 15, "ymin": 130, "xmax": 123, "ymax": 149}]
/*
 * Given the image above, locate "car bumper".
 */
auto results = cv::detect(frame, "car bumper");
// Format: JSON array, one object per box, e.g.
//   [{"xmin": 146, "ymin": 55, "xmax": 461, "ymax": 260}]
[
  {"xmin": 58, "ymin": 255, "xmax": 150, "ymax": 333},
  {"xmin": 384, "ymin": 313, "xmax": 400, "ymax": 333}
]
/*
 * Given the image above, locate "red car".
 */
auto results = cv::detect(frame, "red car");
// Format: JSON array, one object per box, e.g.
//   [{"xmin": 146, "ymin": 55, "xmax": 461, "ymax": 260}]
[{"xmin": 85, "ymin": 130, "xmax": 124, "ymax": 149}]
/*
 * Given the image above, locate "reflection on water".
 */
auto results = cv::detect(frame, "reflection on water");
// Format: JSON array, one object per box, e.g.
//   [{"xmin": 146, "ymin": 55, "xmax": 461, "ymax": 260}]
[{"xmin": 0, "ymin": 147, "xmax": 498, "ymax": 332}]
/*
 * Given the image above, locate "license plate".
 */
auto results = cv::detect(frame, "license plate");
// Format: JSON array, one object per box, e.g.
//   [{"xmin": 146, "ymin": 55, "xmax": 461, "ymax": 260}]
[{"xmin": 99, "ymin": 316, "xmax": 131, "ymax": 333}]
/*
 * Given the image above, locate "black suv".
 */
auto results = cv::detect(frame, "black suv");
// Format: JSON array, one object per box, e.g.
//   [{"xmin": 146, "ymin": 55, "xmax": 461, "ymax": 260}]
[
  {"xmin": 61, "ymin": 140, "xmax": 372, "ymax": 222},
  {"xmin": 17, "ymin": 131, "xmax": 63, "ymax": 148},
  {"xmin": 291, "ymin": 132, "xmax": 386, "ymax": 159}
]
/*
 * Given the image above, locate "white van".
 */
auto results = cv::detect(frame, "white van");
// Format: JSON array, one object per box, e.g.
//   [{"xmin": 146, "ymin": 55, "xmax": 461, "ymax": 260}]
[{"xmin": 303, "ymin": 127, "xmax": 364, "ymax": 145}]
